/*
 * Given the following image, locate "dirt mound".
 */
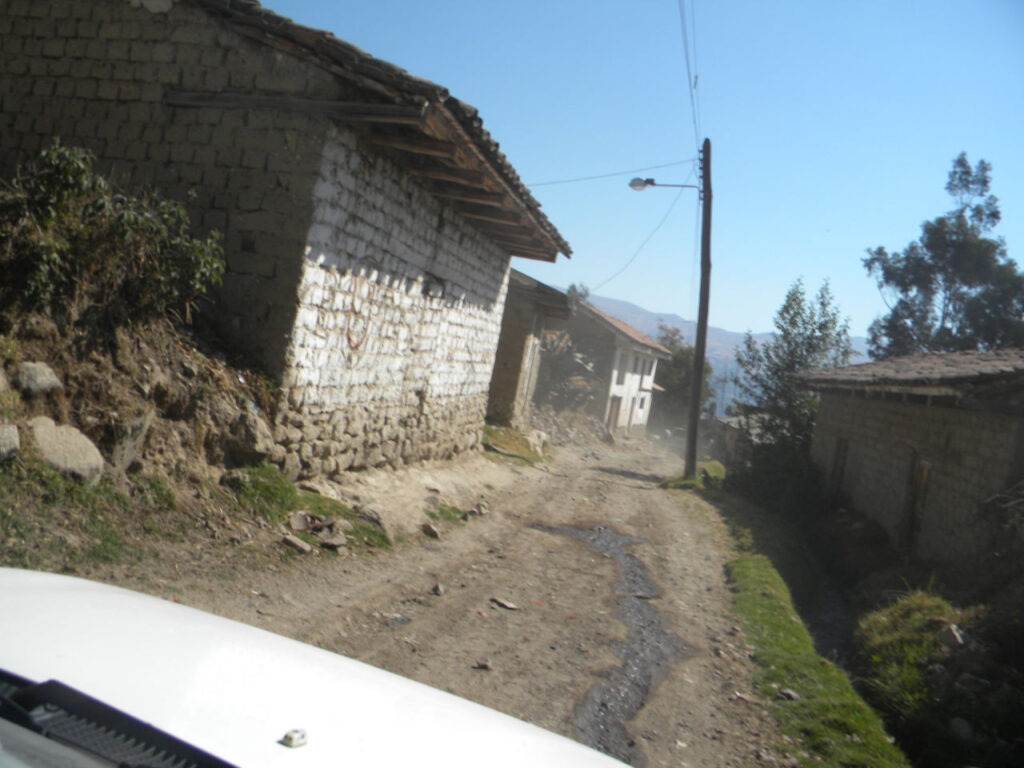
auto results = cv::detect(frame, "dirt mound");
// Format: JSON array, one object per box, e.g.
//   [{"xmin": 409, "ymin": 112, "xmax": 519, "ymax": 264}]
[{"xmin": 2, "ymin": 312, "xmax": 277, "ymax": 482}]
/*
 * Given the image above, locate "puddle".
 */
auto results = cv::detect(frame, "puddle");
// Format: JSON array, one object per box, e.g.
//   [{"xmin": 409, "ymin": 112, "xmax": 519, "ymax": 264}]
[{"xmin": 529, "ymin": 524, "xmax": 690, "ymax": 766}]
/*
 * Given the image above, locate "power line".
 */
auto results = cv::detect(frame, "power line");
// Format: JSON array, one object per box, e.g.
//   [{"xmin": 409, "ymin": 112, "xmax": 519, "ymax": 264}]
[
  {"xmin": 689, "ymin": 0, "xmax": 701, "ymax": 140},
  {"xmin": 677, "ymin": 0, "xmax": 701, "ymax": 152},
  {"xmin": 592, "ymin": 164, "xmax": 698, "ymax": 293},
  {"xmin": 527, "ymin": 158, "xmax": 696, "ymax": 187}
]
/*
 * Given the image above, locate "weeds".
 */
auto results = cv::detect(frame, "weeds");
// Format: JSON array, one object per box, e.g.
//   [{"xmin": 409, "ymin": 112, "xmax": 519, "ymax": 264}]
[
  {"xmin": 223, "ymin": 463, "xmax": 391, "ymax": 552},
  {"xmin": 0, "ymin": 455, "xmax": 131, "ymax": 568},
  {"xmin": 0, "ymin": 142, "xmax": 223, "ymax": 330},
  {"xmin": 660, "ymin": 459, "xmax": 726, "ymax": 490},
  {"xmin": 482, "ymin": 425, "xmax": 543, "ymax": 465},
  {"xmin": 727, "ymin": 555, "xmax": 909, "ymax": 767},
  {"xmin": 0, "ymin": 390, "xmax": 21, "ymax": 421},
  {"xmin": 227, "ymin": 463, "xmax": 298, "ymax": 524},
  {"xmin": 437, "ymin": 504, "xmax": 463, "ymax": 524}
]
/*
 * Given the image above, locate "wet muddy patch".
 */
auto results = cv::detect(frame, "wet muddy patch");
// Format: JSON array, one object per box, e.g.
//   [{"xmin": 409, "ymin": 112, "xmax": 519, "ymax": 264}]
[{"xmin": 530, "ymin": 523, "xmax": 690, "ymax": 766}]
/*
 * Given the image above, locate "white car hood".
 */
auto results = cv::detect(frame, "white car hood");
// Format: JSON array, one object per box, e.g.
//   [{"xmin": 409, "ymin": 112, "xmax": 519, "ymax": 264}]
[{"xmin": 0, "ymin": 568, "xmax": 623, "ymax": 767}]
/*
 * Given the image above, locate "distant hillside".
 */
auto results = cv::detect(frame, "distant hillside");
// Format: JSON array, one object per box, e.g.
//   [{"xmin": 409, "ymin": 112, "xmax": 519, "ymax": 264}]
[{"xmin": 588, "ymin": 294, "xmax": 868, "ymax": 414}]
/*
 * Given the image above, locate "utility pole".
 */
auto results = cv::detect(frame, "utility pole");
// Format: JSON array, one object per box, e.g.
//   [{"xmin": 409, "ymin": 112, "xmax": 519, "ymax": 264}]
[{"xmin": 684, "ymin": 138, "xmax": 712, "ymax": 479}]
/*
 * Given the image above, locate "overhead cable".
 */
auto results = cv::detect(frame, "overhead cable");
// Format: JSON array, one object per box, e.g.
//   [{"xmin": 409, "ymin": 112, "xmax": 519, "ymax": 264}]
[
  {"xmin": 592, "ymin": 164, "xmax": 698, "ymax": 293},
  {"xmin": 528, "ymin": 158, "xmax": 696, "ymax": 187}
]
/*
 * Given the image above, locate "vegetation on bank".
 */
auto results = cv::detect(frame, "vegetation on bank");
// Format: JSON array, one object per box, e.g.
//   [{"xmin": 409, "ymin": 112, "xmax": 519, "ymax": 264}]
[
  {"xmin": 0, "ymin": 452, "xmax": 390, "ymax": 576},
  {"xmin": 689, "ymin": 478, "xmax": 910, "ymax": 767},
  {"xmin": 727, "ymin": 555, "xmax": 909, "ymax": 767},
  {"xmin": 482, "ymin": 424, "xmax": 544, "ymax": 465},
  {"xmin": 223, "ymin": 462, "xmax": 390, "ymax": 551},
  {"xmin": 659, "ymin": 459, "xmax": 724, "ymax": 490},
  {"xmin": 688, "ymin": 455, "xmax": 1024, "ymax": 767},
  {"xmin": 0, "ymin": 143, "xmax": 223, "ymax": 331}
]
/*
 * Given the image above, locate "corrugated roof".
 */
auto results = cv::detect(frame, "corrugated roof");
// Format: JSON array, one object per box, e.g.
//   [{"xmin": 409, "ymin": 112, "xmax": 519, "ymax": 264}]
[
  {"xmin": 189, "ymin": 0, "xmax": 569, "ymax": 261},
  {"xmin": 797, "ymin": 348, "xmax": 1024, "ymax": 391},
  {"xmin": 580, "ymin": 303, "xmax": 672, "ymax": 357}
]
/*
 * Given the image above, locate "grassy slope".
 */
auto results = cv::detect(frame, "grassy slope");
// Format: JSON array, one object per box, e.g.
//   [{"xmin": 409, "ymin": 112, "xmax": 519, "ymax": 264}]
[{"xmin": 727, "ymin": 555, "xmax": 909, "ymax": 767}]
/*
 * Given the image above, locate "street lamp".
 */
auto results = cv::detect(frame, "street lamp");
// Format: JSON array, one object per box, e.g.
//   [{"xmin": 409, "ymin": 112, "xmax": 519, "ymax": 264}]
[
  {"xmin": 628, "ymin": 177, "xmax": 698, "ymax": 192},
  {"xmin": 628, "ymin": 139, "xmax": 712, "ymax": 480}
]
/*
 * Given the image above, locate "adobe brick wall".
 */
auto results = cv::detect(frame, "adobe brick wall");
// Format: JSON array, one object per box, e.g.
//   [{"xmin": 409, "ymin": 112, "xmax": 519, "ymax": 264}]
[
  {"xmin": 811, "ymin": 393, "xmax": 1024, "ymax": 562},
  {"xmin": 275, "ymin": 125, "xmax": 510, "ymax": 475},
  {"xmin": 0, "ymin": 0, "xmax": 340, "ymax": 373},
  {"xmin": 1, "ymin": 0, "xmax": 517, "ymax": 477},
  {"xmin": 486, "ymin": 284, "xmax": 537, "ymax": 426}
]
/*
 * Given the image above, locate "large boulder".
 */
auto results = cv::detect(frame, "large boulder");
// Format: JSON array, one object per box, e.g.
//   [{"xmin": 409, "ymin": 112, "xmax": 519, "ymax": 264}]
[{"xmin": 27, "ymin": 416, "xmax": 104, "ymax": 485}]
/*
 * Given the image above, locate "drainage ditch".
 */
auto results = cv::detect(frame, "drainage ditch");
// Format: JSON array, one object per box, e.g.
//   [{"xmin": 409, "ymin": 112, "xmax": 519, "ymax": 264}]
[{"xmin": 529, "ymin": 524, "xmax": 690, "ymax": 766}]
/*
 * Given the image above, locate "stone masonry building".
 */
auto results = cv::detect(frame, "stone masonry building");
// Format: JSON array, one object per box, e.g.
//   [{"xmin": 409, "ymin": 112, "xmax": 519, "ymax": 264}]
[
  {"xmin": 800, "ymin": 349, "xmax": 1024, "ymax": 563},
  {"xmin": 0, "ymin": 0, "xmax": 570, "ymax": 477}
]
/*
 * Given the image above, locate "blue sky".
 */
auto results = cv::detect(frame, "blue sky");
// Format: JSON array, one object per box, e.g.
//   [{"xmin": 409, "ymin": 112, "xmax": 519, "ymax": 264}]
[{"xmin": 275, "ymin": 0, "xmax": 1023, "ymax": 337}]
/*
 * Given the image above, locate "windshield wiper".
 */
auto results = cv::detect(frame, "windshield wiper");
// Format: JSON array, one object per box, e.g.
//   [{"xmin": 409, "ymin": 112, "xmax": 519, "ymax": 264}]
[{"xmin": 0, "ymin": 668, "xmax": 237, "ymax": 768}]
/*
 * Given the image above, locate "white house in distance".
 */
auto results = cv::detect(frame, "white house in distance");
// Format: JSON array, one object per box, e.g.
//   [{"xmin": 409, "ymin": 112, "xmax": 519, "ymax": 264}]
[{"xmin": 562, "ymin": 304, "xmax": 670, "ymax": 435}]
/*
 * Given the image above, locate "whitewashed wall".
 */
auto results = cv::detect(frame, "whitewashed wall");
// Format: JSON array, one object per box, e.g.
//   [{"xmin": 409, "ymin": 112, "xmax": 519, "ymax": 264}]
[{"xmin": 276, "ymin": 124, "xmax": 511, "ymax": 477}]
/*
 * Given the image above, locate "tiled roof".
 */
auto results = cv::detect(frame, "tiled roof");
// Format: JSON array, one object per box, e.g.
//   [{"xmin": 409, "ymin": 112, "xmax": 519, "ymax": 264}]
[
  {"xmin": 797, "ymin": 348, "xmax": 1024, "ymax": 391},
  {"xmin": 191, "ymin": 0, "xmax": 569, "ymax": 260},
  {"xmin": 580, "ymin": 304, "xmax": 672, "ymax": 357}
]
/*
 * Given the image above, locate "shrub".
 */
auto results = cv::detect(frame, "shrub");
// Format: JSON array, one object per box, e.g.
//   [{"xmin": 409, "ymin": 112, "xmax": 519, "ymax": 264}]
[{"xmin": 0, "ymin": 143, "xmax": 223, "ymax": 329}]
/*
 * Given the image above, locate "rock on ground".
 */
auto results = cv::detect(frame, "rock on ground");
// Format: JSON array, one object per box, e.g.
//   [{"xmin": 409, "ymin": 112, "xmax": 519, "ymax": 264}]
[
  {"xmin": 0, "ymin": 424, "xmax": 19, "ymax": 461},
  {"xmin": 27, "ymin": 416, "xmax": 104, "ymax": 485},
  {"xmin": 14, "ymin": 362, "xmax": 63, "ymax": 397}
]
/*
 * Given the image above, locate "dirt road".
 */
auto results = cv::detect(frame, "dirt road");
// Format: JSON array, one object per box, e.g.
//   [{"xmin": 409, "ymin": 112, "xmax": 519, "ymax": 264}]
[{"xmin": 172, "ymin": 441, "xmax": 782, "ymax": 767}]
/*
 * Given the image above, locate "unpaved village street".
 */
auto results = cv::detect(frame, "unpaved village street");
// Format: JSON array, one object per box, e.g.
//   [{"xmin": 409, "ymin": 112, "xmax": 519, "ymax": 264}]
[{"xmin": 167, "ymin": 441, "xmax": 783, "ymax": 767}]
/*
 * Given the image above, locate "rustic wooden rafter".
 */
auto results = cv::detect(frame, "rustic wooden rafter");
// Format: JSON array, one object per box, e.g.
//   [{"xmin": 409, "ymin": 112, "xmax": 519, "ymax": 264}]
[
  {"xmin": 449, "ymin": 203, "xmax": 522, "ymax": 225},
  {"xmin": 429, "ymin": 184, "xmax": 507, "ymax": 207},
  {"xmin": 408, "ymin": 165, "xmax": 485, "ymax": 186},
  {"xmin": 164, "ymin": 90, "xmax": 428, "ymax": 125},
  {"xmin": 487, "ymin": 234, "xmax": 555, "ymax": 256},
  {"xmin": 361, "ymin": 133, "xmax": 457, "ymax": 158}
]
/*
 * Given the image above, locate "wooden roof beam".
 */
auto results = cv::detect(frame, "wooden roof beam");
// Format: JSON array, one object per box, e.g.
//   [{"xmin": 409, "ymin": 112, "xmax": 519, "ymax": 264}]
[
  {"xmin": 164, "ymin": 90, "xmax": 428, "ymax": 125},
  {"xmin": 487, "ymin": 233, "xmax": 556, "ymax": 255},
  {"xmin": 449, "ymin": 203, "xmax": 522, "ymax": 225},
  {"xmin": 429, "ymin": 184, "xmax": 507, "ymax": 207},
  {"xmin": 361, "ymin": 133, "xmax": 457, "ymax": 159},
  {"xmin": 409, "ymin": 165, "xmax": 485, "ymax": 186}
]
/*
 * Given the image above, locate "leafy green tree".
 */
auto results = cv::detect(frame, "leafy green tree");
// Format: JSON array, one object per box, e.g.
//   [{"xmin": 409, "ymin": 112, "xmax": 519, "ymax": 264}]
[
  {"xmin": 864, "ymin": 153, "xmax": 1024, "ymax": 359},
  {"xmin": 651, "ymin": 323, "xmax": 712, "ymax": 428},
  {"xmin": 735, "ymin": 280, "xmax": 851, "ymax": 459}
]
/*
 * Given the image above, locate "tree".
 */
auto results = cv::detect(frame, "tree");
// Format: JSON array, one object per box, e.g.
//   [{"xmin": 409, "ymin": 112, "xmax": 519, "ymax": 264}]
[
  {"xmin": 651, "ymin": 323, "xmax": 712, "ymax": 428},
  {"xmin": 566, "ymin": 283, "xmax": 589, "ymax": 314},
  {"xmin": 734, "ymin": 280, "xmax": 851, "ymax": 459},
  {"xmin": 864, "ymin": 153, "xmax": 1024, "ymax": 359}
]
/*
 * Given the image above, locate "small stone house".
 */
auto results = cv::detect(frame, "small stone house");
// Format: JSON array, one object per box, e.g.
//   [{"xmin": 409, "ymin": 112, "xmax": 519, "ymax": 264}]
[
  {"xmin": 799, "ymin": 349, "xmax": 1024, "ymax": 563},
  {"xmin": 1, "ymin": 0, "xmax": 569, "ymax": 478},
  {"xmin": 486, "ymin": 270, "xmax": 569, "ymax": 429},
  {"xmin": 555, "ymin": 304, "xmax": 670, "ymax": 435}
]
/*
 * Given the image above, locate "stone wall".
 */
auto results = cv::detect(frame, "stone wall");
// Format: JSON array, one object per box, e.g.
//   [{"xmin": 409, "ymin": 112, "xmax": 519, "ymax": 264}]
[
  {"xmin": 811, "ymin": 393, "xmax": 1024, "ymax": 562},
  {"xmin": 275, "ymin": 125, "xmax": 511, "ymax": 477},
  {"xmin": 486, "ymin": 285, "xmax": 538, "ymax": 427},
  {"xmin": 0, "ymin": 0, "xmax": 341, "ymax": 373}
]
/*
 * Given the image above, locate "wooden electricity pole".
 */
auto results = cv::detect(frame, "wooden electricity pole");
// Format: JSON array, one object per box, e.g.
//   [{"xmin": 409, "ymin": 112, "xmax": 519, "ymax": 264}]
[{"xmin": 684, "ymin": 138, "xmax": 712, "ymax": 479}]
